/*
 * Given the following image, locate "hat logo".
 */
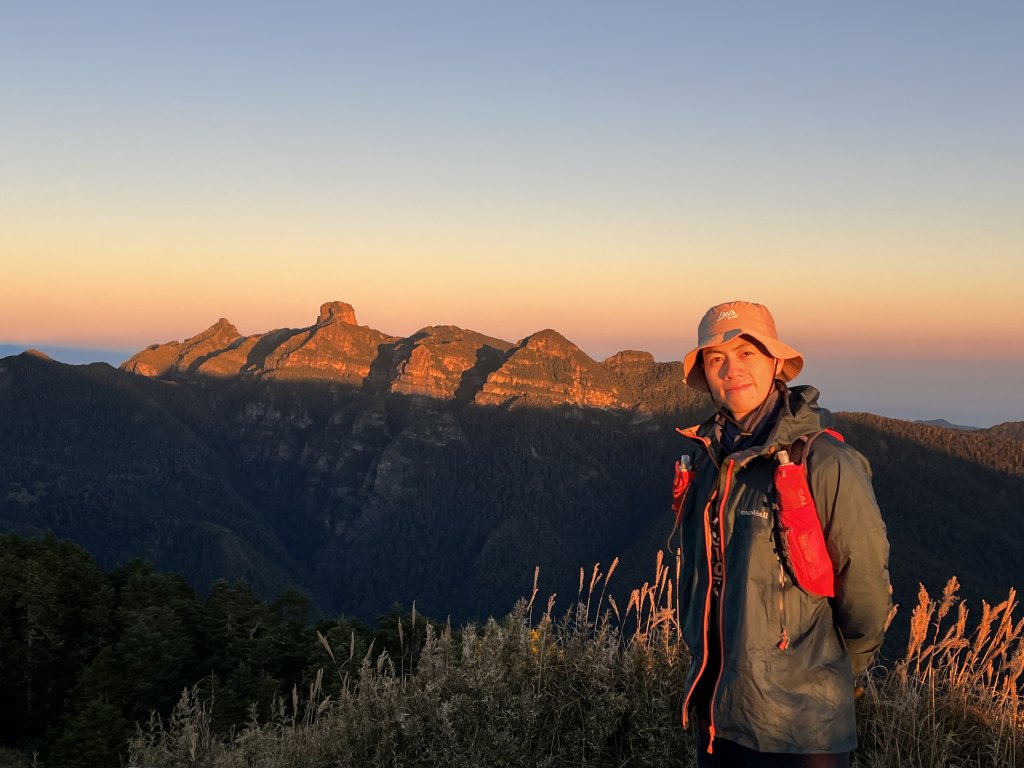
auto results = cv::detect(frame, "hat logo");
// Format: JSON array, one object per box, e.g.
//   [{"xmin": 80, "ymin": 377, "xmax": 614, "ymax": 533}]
[{"xmin": 716, "ymin": 310, "xmax": 739, "ymax": 322}]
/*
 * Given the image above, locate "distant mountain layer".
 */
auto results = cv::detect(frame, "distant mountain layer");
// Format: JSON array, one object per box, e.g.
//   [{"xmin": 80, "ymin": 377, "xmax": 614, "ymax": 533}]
[
  {"xmin": 0, "ymin": 344, "xmax": 133, "ymax": 366},
  {"xmin": 915, "ymin": 418, "xmax": 982, "ymax": 431},
  {"xmin": 4, "ymin": 301, "xmax": 1024, "ymax": 633}
]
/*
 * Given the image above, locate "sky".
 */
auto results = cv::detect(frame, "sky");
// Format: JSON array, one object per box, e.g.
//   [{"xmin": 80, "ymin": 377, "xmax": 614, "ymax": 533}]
[{"xmin": 1, "ymin": 2, "xmax": 1022, "ymax": 427}]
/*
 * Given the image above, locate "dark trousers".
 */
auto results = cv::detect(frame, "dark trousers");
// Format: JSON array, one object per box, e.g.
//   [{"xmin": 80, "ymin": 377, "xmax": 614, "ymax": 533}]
[{"xmin": 696, "ymin": 721, "xmax": 850, "ymax": 768}]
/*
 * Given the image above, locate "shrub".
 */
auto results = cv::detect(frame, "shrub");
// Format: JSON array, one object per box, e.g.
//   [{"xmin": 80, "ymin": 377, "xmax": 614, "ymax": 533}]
[
  {"xmin": 129, "ymin": 560, "xmax": 1024, "ymax": 768},
  {"xmin": 128, "ymin": 558, "xmax": 693, "ymax": 767}
]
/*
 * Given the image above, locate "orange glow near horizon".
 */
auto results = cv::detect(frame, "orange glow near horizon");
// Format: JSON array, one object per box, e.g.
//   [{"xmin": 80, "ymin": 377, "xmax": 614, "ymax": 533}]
[
  {"xmin": 4, "ymin": 279, "xmax": 1021, "ymax": 365},
  {"xmin": 3, "ymin": 209, "xmax": 1022, "ymax": 360}
]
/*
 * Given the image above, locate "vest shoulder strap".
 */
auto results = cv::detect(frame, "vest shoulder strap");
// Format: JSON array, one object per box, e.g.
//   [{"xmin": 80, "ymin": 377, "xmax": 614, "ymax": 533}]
[{"xmin": 786, "ymin": 427, "xmax": 844, "ymax": 466}]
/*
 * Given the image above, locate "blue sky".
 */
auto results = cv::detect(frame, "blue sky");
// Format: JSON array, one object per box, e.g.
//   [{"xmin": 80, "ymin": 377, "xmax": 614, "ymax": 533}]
[{"xmin": 2, "ymin": 2, "xmax": 1022, "ymax": 426}]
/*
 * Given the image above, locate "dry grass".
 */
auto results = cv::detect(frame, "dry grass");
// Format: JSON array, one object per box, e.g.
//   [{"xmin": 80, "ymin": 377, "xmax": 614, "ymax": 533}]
[
  {"xmin": 129, "ymin": 558, "xmax": 1024, "ymax": 768},
  {"xmin": 856, "ymin": 577, "xmax": 1024, "ymax": 767},
  {"xmin": 129, "ymin": 554, "xmax": 692, "ymax": 768}
]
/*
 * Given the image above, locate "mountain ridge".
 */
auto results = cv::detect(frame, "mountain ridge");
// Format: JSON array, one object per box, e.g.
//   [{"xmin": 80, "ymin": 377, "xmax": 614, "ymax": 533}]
[{"xmin": 120, "ymin": 300, "xmax": 695, "ymax": 412}]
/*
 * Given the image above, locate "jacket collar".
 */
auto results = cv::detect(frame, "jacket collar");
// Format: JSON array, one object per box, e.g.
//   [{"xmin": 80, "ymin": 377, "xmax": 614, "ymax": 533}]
[{"xmin": 682, "ymin": 385, "xmax": 833, "ymax": 468}]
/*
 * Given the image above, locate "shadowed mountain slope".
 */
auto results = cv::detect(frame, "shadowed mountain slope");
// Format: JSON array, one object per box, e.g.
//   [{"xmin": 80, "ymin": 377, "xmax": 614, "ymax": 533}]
[
  {"xmin": 0, "ymin": 352, "xmax": 307, "ymax": 600},
  {"xmin": 3, "ymin": 302, "xmax": 1022, "ymax": 631}
]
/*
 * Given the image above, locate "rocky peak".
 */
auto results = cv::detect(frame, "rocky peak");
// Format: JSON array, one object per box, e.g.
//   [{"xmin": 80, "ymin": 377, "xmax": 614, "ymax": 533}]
[
  {"xmin": 317, "ymin": 301, "xmax": 358, "ymax": 326},
  {"xmin": 474, "ymin": 330, "xmax": 623, "ymax": 409},
  {"xmin": 188, "ymin": 319, "xmax": 242, "ymax": 354},
  {"xmin": 382, "ymin": 326, "xmax": 513, "ymax": 401},
  {"xmin": 209, "ymin": 317, "xmax": 238, "ymax": 334},
  {"xmin": 260, "ymin": 302, "xmax": 390, "ymax": 383},
  {"xmin": 603, "ymin": 350, "xmax": 655, "ymax": 374},
  {"xmin": 520, "ymin": 329, "xmax": 579, "ymax": 358},
  {"xmin": 121, "ymin": 318, "xmax": 242, "ymax": 378}
]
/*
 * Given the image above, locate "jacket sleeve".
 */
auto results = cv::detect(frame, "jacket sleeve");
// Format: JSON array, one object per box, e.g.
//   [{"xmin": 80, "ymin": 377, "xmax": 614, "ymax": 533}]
[{"xmin": 809, "ymin": 439, "xmax": 892, "ymax": 677}]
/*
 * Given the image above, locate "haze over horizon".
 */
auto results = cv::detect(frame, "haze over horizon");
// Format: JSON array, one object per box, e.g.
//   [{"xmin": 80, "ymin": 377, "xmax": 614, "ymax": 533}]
[{"xmin": 2, "ymin": 3, "xmax": 1021, "ymax": 427}]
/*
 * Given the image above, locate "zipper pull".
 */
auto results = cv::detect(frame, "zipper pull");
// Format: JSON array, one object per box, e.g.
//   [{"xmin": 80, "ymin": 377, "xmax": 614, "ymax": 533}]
[{"xmin": 777, "ymin": 564, "xmax": 790, "ymax": 650}]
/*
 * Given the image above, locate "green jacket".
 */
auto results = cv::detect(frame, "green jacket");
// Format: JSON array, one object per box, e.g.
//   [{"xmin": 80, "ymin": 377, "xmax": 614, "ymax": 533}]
[{"xmin": 676, "ymin": 385, "xmax": 891, "ymax": 754}]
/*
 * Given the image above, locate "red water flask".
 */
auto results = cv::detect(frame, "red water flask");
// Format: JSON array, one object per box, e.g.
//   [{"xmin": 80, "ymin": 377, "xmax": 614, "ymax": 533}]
[
  {"xmin": 672, "ymin": 454, "xmax": 694, "ymax": 524},
  {"xmin": 775, "ymin": 450, "xmax": 834, "ymax": 598}
]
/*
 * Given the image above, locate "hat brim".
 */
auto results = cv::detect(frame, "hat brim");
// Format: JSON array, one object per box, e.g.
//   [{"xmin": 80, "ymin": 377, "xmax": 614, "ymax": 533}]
[{"xmin": 682, "ymin": 329, "xmax": 803, "ymax": 393}]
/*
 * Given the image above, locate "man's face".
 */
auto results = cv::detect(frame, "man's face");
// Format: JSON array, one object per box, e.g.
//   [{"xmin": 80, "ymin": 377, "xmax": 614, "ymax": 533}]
[{"xmin": 701, "ymin": 336, "xmax": 782, "ymax": 420}]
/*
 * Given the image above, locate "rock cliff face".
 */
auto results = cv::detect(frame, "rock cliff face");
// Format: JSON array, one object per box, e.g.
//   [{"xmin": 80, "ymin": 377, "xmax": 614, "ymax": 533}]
[
  {"xmin": 259, "ymin": 305, "xmax": 393, "ymax": 385},
  {"xmin": 122, "ymin": 303, "xmax": 394, "ymax": 386},
  {"xmin": 379, "ymin": 326, "xmax": 514, "ymax": 401},
  {"xmin": 122, "ymin": 318, "xmax": 243, "ymax": 377},
  {"xmin": 603, "ymin": 350, "xmax": 655, "ymax": 377},
  {"xmin": 191, "ymin": 330, "xmax": 289, "ymax": 378},
  {"xmin": 474, "ymin": 329, "xmax": 624, "ymax": 408},
  {"xmin": 121, "ymin": 301, "xmax": 692, "ymax": 412},
  {"xmin": 601, "ymin": 350, "xmax": 692, "ymax": 414}
]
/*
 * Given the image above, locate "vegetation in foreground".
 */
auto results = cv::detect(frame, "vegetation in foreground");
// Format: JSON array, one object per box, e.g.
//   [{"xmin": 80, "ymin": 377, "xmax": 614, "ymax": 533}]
[
  {"xmin": 129, "ymin": 558, "xmax": 690, "ymax": 768},
  {"xmin": 129, "ymin": 558, "xmax": 1024, "ymax": 768},
  {"xmin": 3, "ymin": 534, "xmax": 1023, "ymax": 767}
]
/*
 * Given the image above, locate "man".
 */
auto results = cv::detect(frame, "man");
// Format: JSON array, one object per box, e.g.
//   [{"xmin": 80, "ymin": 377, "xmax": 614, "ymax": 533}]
[{"xmin": 673, "ymin": 300, "xmax": 891, "ymax": 767}]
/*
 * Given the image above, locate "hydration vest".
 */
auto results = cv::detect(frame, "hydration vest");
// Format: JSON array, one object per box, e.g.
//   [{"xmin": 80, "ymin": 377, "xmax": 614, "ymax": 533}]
[{"xmin": 671, "ymin": 428, "xmax": 843, "ymax": 599}]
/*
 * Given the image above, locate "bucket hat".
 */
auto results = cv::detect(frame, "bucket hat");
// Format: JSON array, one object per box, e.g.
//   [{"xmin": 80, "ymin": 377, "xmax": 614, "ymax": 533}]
[{"xmin": 682, "ymin": 301, "xmax": 803, "ymax": 392}]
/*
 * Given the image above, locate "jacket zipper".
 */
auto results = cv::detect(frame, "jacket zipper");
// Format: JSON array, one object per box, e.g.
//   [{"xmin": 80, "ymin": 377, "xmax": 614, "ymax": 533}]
[
  {"xmin": 777, "ymin": 562, "xmax": 790, "ymax": 650},
  {"xmin": 680, "ymin": 491, "xmax": 716, "ymax": 729},
  {"xmin": 704, "ymin": 459, "xmax": 735, "ymax": 753},
  {"xmin": 675, "ymin": 428, "xmax": 722, "ymax": 737},
  {"xmin": 679, "ymin": 458, "xmax": 734, "ymax": 752}
]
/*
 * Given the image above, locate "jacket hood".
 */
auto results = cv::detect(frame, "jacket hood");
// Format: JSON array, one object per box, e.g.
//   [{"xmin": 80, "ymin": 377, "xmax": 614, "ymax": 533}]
[{"xmin": 771, "ymin": 385, "xmax": 835, "ymax": 446}]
